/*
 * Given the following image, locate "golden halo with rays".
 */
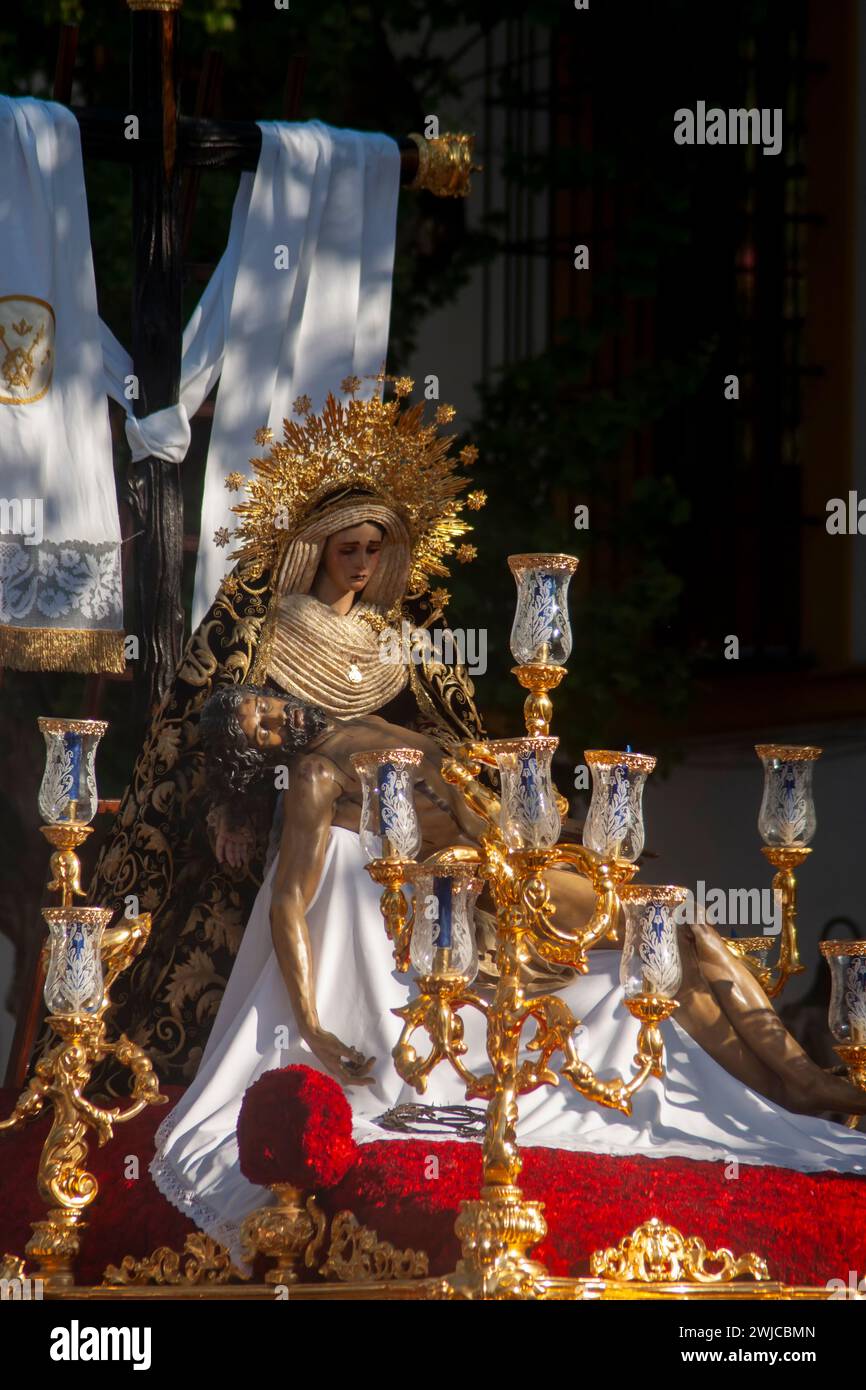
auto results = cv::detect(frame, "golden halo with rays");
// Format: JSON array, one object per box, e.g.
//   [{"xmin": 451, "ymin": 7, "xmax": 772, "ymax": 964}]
[{"xmin": 226, "ymin": 376, "xmax": 484, "ymax": 594}]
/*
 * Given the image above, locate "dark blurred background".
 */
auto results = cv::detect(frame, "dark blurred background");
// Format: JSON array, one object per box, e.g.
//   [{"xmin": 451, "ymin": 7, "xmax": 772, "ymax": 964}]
[{"xmin": 2, "ymin": 0, "xmax": 864, "ymax": 1071}]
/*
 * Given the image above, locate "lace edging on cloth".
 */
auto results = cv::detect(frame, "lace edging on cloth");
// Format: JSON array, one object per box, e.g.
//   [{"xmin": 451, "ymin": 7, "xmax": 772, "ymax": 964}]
[{"xmin": 148, "ymin": 1113, "xmax": 255, "ymax": 1278}]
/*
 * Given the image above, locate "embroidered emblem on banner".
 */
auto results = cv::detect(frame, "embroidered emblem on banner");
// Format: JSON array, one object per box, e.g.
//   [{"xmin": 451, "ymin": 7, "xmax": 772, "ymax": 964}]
[{"xmin": 0, "ymin": 295, "xmax": 55, "ymax": 405}]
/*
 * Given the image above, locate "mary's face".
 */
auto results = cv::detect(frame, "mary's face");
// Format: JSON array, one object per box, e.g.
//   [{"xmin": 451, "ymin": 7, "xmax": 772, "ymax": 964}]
[{"xmin": 319, "ymin": 522, "xmax": 384, "ymax": 597}]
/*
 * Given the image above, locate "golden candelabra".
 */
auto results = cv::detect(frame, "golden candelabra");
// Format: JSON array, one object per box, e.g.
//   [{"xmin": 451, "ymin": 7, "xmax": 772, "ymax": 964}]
[
  {"xmin": 0, "ymin": 914, "xmax": 167, "ymax": 1288},
  {"xmin": 365, "ymin": 607, "xmax": 685, "ymax": 1297},
  {"xmin": 724, "ymin": 744, "xmax": 822, "ymax": 998},
  {"xmin": 0, "ymin": 717, "xmax": 167, "ymax": 1288},
  {"xmin": 819, "ymin": 939, "xmax": 866, "ymax": 1130}
]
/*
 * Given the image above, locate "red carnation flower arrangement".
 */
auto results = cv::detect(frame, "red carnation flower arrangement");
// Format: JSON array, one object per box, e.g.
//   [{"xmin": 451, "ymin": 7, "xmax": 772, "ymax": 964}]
[{"xmin": 237, "ymin": 1065, "xmax": 358, "ymax": 1190}]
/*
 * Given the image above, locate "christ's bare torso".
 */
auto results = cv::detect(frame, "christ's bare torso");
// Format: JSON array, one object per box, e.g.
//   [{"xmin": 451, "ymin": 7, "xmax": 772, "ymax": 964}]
[{"xmin": 287, "ymin": 713, "xmax": 474, "ymax": 856}]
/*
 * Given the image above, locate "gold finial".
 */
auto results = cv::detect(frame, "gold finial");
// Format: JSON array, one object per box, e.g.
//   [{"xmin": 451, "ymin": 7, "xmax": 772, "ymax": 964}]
[{"xmin": 407, "ymin": 133, "xmax": 482, "ymax": 198}]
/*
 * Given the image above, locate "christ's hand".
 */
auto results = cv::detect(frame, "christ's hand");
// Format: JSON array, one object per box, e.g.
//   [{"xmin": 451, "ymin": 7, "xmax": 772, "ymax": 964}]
[
  {"xmin": 302, "ymin": 1026, "xmax": 376, "ymax": 1088},
  {"xmin": 212, "ymin": 807, "xmax": 254, "ymax": 869}
]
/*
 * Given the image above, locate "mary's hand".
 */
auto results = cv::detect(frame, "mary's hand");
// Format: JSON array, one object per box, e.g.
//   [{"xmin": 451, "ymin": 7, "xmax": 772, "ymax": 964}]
[{"xmin": 302, "ymin": 1026, "xmax": 376, "ymax": 1088}]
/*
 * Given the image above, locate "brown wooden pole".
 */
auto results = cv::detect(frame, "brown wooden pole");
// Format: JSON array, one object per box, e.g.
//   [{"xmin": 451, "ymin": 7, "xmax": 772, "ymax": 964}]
[{"xmin": 125, "ymin": 2, "xmax": 185, "ymax": 718}]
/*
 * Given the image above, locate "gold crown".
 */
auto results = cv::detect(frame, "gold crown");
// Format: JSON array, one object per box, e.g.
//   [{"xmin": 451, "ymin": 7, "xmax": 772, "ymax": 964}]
[{"xmin": 226, "ymin": 374, "xmax": 486, "ymax": 594}]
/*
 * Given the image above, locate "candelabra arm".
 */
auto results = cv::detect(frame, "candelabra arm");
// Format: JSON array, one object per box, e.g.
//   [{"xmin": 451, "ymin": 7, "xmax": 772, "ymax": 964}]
[
  {"xmin": 441, "ymin": 750, "xmax": 502, "ymax": 832},
  {"xmin": 560, "ymin": 995, "xmax": 679, "ymax": 1114},
  {"xmin": 365, "ymin": 860, "xmax": 416, "ymax": 972},
  {"xmin": 511, "ymin": 844, "xmax": 623, "ymax": 973},
  {"xmin": 759, "ymin": 846, "xmax": 809, "ymax": 999},
  {"xmin": 392, "ymin": 983, "xmax": 490, "ymax": 1096}
]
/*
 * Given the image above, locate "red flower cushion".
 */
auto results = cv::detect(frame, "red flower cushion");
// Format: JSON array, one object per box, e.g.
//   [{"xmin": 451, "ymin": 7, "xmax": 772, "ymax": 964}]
[{"xmin": 237, "ymin": 1065, "xmax": 358, "ymax": 1189}]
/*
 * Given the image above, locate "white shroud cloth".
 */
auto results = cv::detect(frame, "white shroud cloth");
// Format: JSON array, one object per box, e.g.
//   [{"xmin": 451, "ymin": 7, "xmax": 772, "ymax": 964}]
[{"xmin": 151, "ymin": 827, "xmax": 866, "ymax": 1270}]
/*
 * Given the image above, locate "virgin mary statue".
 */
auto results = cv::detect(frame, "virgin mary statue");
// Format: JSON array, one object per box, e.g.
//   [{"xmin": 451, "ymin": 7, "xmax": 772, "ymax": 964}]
[{"xmin": 82, "ymin": 379, "xmax": 487, "ymax": 1093}]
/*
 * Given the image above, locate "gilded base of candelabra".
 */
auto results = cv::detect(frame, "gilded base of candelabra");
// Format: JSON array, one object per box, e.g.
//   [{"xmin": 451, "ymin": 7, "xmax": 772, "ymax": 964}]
[
  {"xmin": 432, "ymin": 1184, "xmax": 550, "ymax": 1300},
  {"xmin": 833, "ymin": 1043, "xmax": 866, "ymax": 1130}
]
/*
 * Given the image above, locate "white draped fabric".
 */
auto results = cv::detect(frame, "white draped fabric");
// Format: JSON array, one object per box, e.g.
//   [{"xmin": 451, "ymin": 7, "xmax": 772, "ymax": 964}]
[
  {"xmin": 150, "ymin": 825, "xmax": 866, "ymax": 1273},
  {"xmin": 0, "ymin": 97, "xmax": 123, "ymax": 672},
  {"xmin": 190, "ymin": 121, "xmax": 400, "ymax": 628},
  {"xmin": 0, "ymin": 106, "xmax": 401, "ymax": 674}
]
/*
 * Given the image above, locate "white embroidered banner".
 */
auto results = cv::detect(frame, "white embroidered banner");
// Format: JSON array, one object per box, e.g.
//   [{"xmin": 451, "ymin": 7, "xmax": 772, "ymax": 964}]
[{"xmin": 0, "ymin": 96, "xmax": 124, "ymax": 673}]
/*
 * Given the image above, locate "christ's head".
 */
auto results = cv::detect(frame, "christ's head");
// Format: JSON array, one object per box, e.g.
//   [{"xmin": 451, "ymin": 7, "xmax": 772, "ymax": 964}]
[{"xmin": 200, "ymin": 684, "xmax": 332, "ymax": 797}]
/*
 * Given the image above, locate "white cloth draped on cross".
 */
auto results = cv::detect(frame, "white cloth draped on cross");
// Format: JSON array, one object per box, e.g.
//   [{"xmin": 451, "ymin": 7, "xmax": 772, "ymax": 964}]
[
  {"xmin": 0, "ymin": 96, "xmax": 124, "ymax": 673},
  {"xmin": 0, "ymin": 96, "xmax": 401, "ymax": 671},
  {"xmin": 106, "ymin": 118, "xmax": 401, "ymax": 629}
]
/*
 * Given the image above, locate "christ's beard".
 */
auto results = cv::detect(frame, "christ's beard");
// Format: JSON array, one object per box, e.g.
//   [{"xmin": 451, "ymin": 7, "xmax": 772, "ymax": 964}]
[{"xmin": 275, "ymin": 700, "xmax": 332, "ymax": 756}]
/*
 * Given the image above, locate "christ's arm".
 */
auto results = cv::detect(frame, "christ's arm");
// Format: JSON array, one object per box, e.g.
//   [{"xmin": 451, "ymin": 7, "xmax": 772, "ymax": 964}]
[{"xmin": 269, "ymin": 752, "xmax": 375, "ymax": 1087}]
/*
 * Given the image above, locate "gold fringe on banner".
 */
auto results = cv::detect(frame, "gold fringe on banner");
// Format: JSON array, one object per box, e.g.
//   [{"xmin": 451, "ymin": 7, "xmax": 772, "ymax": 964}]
[{"xmin": 0, "ymin": 626, "xmax": 126, "ymax": 675}]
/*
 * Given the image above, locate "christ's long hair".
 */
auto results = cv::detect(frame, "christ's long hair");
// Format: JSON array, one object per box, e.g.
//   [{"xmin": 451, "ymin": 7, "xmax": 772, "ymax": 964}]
[{"xmin": 199, "ymin": 684, "xmax": 330, "ymax": 801}]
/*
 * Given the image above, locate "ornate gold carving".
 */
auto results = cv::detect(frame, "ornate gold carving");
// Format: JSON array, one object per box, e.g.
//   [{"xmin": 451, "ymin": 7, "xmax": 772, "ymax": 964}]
[
  {"xmin": 820, "ymin": 940, "xmax": 866, "ymax": 958},
  {"xmin": 320, "ymin": 1211, "xmax": 428, "ymax": 1282},
  {"xmin": 0, "ymin": 1254, "xmax": 26, "ymax": 1281},
  {"xmin": 0, "ymin": 295, "xmax": 55, "ymax": 404},
  {"xmin": 0, "ymin": 915, "xmax": 167, "ymax": 1287},
  {"xmin": 590, "ymin": 1218, "xmax": 770, "ymax": 1284},
  {"xmin": 103, "ymin": 1233, "xmax": 244, "ymax": 1286},
  {"xmin": 755, "ymin": 744, "xmax": 822, "ymax": 762},
  {"xmin": 240, "ymin": 1185, "xmax": 328, "ymax": 1285},
  {"xmin": 37, "ymin": 718, "xmax": 109, "ymax": 737},
  {"xmin": 40, "ymin": 823, "xmax": 93, "ymax": 904},
  {"xmin": 619, "ymin": 883, "xmax": 688, "ymax": 908},
  {"xmin": 406, "ymin": 132, "xmax": 481, "ymax": 197},
  {"xmin": 349, "ymin": 747, "xmax": 423, "ymax": 775},
  {"xmin": 585, "ymin": 748, "xmax": 658, "ymax": 775},
  {"xmin": 507, "ymin": 552, "xmax": 579, "ymax": 574},
  {"xmin": 511, "ymin": 664, "xmax": 567, "ymax": 737}
]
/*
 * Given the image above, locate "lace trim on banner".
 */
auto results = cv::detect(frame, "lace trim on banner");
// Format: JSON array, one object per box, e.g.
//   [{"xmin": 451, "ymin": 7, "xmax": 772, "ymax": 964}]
[{"xmin": 0, "ymin": 536, "xmax": 122, "ymax": 628}]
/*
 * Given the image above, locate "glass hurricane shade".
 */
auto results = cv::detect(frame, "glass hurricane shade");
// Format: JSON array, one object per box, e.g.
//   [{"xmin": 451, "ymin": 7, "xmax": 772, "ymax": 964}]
[
  {"xmin": 37, "ymin": 718, "xmax": 108, "ymax": 825},
  {"xmin": 619, "ymin": 886, "xmax": 687, "ymax": 1000},
  {"xmin": 582, "ymin": 750, "xmax": 656, "ymax": 862},
  {"xmin": 42, "ymin": 907, "xmax": 113, "ymax": 1016},
  {"xmin": 489, "ymin": 736, "xmax": 561, "ymax": 849},
  {"xmin": 407, "ymin": 866, "xmax": 481, "ymax": 981},
  {"xmin": 350, "ymin": 748, "xmax": 423, "ymax": 862},
  {"xmin": 820, "ymin": 943, "xmax": 866, "ymax": 1045},
  {"xmin": 755, "ymin": 745, "xmax": 821, "ymax": 848},
  {"xmin": 507, "ymin": 553, "xmax": 578, "ymax": 666}
]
